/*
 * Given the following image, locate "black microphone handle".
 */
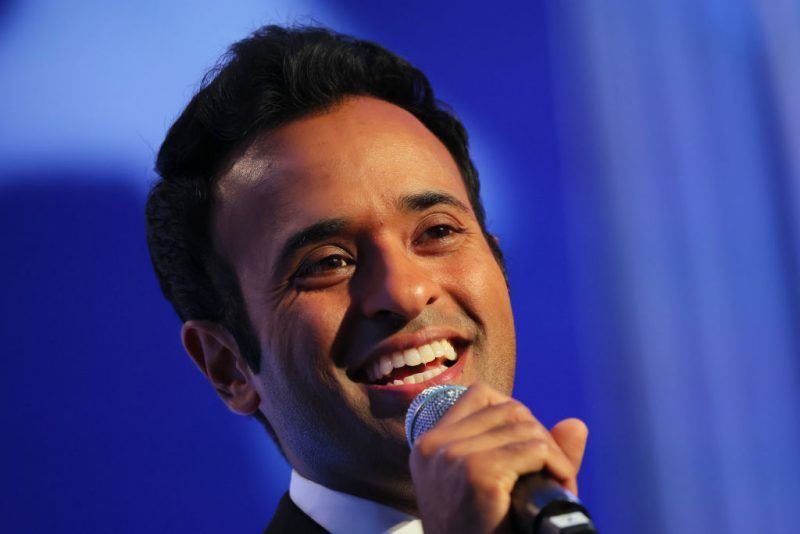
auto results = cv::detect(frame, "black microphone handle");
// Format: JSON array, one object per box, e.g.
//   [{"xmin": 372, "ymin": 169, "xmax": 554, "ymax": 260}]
[{"xmin": 511, "ymin": 471, "xmax": 598, "ymax": 534}]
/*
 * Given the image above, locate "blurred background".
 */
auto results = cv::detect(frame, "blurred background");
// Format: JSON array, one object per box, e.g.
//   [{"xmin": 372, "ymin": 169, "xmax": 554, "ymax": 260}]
[{"xmin": 1, "ymin": 1, "xmax": 798, "ymax": 532}]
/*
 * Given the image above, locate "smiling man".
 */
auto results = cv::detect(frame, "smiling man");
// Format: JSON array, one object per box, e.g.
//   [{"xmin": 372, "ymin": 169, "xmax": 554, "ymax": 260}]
[{"xmin": 146, "ymin": 26, "xmax": 587, "ymax": 534}]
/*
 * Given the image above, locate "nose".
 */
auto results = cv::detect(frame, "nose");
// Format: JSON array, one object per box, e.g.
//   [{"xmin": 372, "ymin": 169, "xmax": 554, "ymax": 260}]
[{"xmin": 355, "ymin": 243, "xmax": 441, "ymax": 320}]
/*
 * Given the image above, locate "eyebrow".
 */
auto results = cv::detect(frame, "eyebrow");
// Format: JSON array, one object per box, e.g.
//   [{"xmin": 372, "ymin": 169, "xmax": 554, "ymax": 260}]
[
  {"xmin": 274, "ymin": 217, "xmax": 349, "ymax": 276},
  {"xmin": 273, "ymin": 191, "xmax": 469, "ymax": 277},
  {"xmin": 398, "ymin": 191, "xmax": 471, "ymax": 213}
]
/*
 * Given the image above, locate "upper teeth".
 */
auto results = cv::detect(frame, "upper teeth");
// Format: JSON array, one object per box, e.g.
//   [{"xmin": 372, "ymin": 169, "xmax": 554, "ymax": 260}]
[{"xmin": 368, "ymin": 339, "xmax": 457, "ymax": 383}]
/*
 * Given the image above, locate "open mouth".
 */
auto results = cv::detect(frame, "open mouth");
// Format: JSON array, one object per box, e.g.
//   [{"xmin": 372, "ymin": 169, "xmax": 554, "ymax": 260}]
[{"xmin": 359, "ymin": 339, "xmax": 461, "ymax": 386}]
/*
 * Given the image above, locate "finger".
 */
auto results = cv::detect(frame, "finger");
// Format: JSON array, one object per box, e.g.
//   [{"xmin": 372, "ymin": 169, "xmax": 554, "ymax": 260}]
[
  {"xmin": 419, "ymin": 399, "xmax": 539, "ymax": 449},
  {"xmin": 435, "ymin": 382, "xmax": 512, "ymax": 427},
  {"xmin": 460, "ymin": 437, "xmax": 579, "ymax": 492},
  {"xmin": 550, "ymin": 418, "xmax": 588, "ymax": 472},
  {"xmin": 438, "ymin": 420, "xmax": 549, "ymax": 458}
]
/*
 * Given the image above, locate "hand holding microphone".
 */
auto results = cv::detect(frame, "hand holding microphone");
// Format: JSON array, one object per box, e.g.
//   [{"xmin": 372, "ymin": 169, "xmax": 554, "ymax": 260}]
[{"xmin": 406, "ymin": 383, "xmax": 597, "ymax": 534}]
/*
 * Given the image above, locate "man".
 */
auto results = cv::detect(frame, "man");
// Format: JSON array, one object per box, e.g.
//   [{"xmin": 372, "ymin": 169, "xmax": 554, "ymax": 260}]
[{"xmin": 146, "ymin": 25, "xmax": 587, "ymax": 533}]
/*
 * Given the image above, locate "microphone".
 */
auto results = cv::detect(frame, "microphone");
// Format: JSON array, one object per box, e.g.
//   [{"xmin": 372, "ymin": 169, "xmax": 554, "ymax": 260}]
[{"xmin": 406, "ymin": 385, "xmax": 599, "ymax": 534}]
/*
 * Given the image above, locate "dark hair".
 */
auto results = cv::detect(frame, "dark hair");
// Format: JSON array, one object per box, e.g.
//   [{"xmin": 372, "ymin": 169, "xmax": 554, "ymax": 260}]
[{"xmin": 146, "ymin": 25, "xmax": 503, "ymax": 378}]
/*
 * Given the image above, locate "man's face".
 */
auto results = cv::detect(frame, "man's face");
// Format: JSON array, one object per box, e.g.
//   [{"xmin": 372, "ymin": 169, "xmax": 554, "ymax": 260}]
[{"xmin": 214, "ymin": 96, "xmax": 515, "ymax": 501}]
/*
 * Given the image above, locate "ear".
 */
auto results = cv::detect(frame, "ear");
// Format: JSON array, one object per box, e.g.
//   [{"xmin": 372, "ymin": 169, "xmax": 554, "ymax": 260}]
[{"xmin": 181, "ymin": 320, "xmax": 261, "ymax": 415}]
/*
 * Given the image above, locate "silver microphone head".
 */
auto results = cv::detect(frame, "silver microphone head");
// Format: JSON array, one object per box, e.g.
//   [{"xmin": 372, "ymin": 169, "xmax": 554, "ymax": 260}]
[{"xmin": 405, "ymin": 384, "xmax": 467, "ymax": 447}]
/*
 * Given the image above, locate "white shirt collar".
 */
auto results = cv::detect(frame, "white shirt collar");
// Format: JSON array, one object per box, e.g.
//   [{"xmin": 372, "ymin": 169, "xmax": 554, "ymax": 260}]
[{"xmin": 289, "ymin": 469, "xmax": 424, "ymax": 534}]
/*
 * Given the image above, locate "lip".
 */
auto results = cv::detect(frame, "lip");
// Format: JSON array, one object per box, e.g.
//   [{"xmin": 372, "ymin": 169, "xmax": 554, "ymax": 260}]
[{"xmin": 352, "ymin": 326, "xmax": 469, "ymax": 378}]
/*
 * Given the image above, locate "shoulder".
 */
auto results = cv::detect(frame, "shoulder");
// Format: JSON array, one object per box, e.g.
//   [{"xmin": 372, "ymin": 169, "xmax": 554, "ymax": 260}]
[{"xmin": 264, "ymin": 492, "xmax": 329, "ymax": 534}]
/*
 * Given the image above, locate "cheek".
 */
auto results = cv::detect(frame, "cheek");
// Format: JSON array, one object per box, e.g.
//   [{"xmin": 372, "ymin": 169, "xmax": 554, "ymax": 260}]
[
  {"xmin": 447, "ymin": 244, "xmax": 510, "ymax": 311},
  {"xmin": 446, "ymin": 246, "xmax": 516, "ymax": 386},
  {"xmin": 256, "ymin": 304, "xmax": 341, "ymax": 431},
  {"xmin": 261, "ymin": 297, "xmax": 347, "ymax": 386},
  {"xmin": 255, "ymin": 296, "xmax": 371, "ymax": 466}
]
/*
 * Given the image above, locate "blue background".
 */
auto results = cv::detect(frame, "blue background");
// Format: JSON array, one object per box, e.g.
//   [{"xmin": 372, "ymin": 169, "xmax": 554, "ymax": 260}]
[{"xmin": 1, "ymin": 1, "xmax": 798, "ymax": 533}]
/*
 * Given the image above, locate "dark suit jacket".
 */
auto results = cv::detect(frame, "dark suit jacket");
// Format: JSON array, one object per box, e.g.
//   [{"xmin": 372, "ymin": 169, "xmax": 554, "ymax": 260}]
[{"xmin": 264, "ymin": 493, "xmax": 329, "ymax": 534}]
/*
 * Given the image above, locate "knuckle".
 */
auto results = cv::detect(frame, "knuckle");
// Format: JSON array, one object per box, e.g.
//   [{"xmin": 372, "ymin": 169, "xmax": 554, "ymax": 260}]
[
  {"xmin": 515, "ymin": 438, "xmax": 550, "ymax": 458},
  {"xmin": 505, "ymin": 400, "xmax": 534, "ymax": 423},
  {"xmin": 514, "ymin": 420, "xmax": 542, "ymax": 439},
  {"xmin": 460, "ymin": 453, "xmax": 510, "ymax": 500},
  {"xmin": 539, "ymin": 439, "xmax": 553, "ymax": 456},
  {"xmin": 413, "ymin": 433, "xmax": 437, "ymax": 458},
  {"xmin": 461, "ymin": 453, "xmax": 485, "ymax": 482},
  {"xmin": 432, "ymin": 441, "xmax": 466, "ymax": 468},
  {"xmin": 530, "ymin": 438, "xmax": 550, "ymax": 455},
  {"xmin": 439, "ymin": 443, "xmax": 459, "ymax": 463}
]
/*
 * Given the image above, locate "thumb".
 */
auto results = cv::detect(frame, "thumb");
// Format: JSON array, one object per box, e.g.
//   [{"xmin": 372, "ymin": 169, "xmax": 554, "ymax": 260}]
[{"xmin": 551, "ymin": 418, "xmax": 588, "ymax": 473}]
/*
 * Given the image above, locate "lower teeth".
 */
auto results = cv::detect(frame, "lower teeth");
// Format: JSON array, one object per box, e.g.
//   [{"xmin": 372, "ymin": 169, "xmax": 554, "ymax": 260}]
[{"xmin": 391, "ymin": 365, "xmax": 446, "ymax": 385}]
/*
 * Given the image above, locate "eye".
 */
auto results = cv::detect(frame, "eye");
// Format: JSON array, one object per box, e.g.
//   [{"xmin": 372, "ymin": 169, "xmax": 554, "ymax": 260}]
[
  {"xmin": 293, "ymin": 253, "xmax": 355, "ymax": 281},
  {"xmin": 424, "ymin": 224, "xmax": 457, "ymax": 239},
  {"xmin": 415, "ymin": 223, "xmax": 465, "ymax": 246},
  {"xmin": 289, "ymin": 245, "xmax": 357, "ymax": 291}
]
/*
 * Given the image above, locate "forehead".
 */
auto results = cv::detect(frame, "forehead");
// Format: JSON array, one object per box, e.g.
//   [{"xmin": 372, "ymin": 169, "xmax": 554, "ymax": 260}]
[{"xmin": 214, "ymin": 97, "xmax": 471, "ymax": 264}]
